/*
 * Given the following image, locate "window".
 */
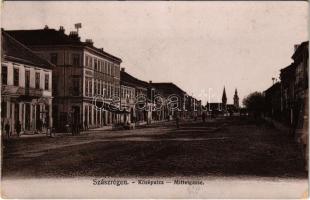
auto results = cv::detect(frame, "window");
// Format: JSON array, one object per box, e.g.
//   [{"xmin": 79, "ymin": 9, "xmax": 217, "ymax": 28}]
[
  {"xmin": 2, "ymin": 66, "xmax": 7, "ymax": 85},
  {"xmin": 103, "ymin": 61, "xmax": 106, "ymax": 74},
  {"xmin": 72, "ymin": 78, "xmax": 80, "ymax": 96},
  {"xmin": 13, "ymin": 68, "xmax": 19, "ymax": 86},
  {"xmin": 94, "ymin": 80, "xmax": 97, "ymax": 95},
  {"xmin": 44, "ymin": 74, "xmax": 49, "ymax": 90},
  {"xmin": 107, "ymin": 83, "xmax": 110, "ymax": 98},
  {"xmin": 94, "ymin": 59, "xmax": 98, "ymax": 71},
  {"xmin": 85, "ymin": 78, "xmax": 89, "ymax": 96},
  {"xmin": 50, "ymin": 53, "xmax": 58, "ymax": 65},
  {"xmin": 99, "ymin": 80, "xmax": 102, "ymax": 95},
  {"xmin": 73, "ymin": 54, "xmax": 80, "ymax": 66},
  {"xmin": 85, "ymin": 56, "xmax": 89, "ymax": 67},
  {"xmin": 102, "ymin": 81, "xmax": 106, "ymax": 96},
  {"xmin": 89, "ymin": 79, "xmax": 92, "ymax": 96},
  {"xmin": 25, "ymin": 70, "xmax": 30, "ymax": 88},
  {"xmin": 89, "ymin": 57, "xmax": 93, "ymax": 68},
  {"xmin": 35, "ymin": 72, "xmax": 40, "ymax": 89}
]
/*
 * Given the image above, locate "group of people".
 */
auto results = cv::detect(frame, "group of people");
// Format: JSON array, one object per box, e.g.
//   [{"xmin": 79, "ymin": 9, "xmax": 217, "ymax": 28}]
[
  {"xmin": 2, "ymin": 117, "xmax": 51, "ymax": 139},
  {"xmin": 3, "ymin": 120, "xmax": 22, "ymax": 139},
  {"xmin": 173, "ymin": 111, "xmax": 207, "ymax": 129}
]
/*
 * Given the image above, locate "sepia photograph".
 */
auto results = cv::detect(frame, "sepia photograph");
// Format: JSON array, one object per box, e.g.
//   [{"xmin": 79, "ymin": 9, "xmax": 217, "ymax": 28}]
[{"xmin": 0, "ymin": 1, "xmax": 309, "ymax": 199}]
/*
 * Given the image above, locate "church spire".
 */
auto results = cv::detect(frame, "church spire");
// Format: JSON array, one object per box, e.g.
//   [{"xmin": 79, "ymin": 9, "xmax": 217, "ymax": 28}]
[
  {"xmin": 233, "ymin": 88, "xmax": 239, "ymax": 108},
  {"xmin": 222, "ymin": 87, "xmax": 227, "ymax": 105}
]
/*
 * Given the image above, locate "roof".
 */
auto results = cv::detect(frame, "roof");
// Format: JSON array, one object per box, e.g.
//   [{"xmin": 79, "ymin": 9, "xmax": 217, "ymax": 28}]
[
  {"xmin": 265, "ymin": 82, "xmax": 281, "ymax": 94},
  {"xmin": 6, "ymin": 28, "xmax": 122, "ymax": 63},
  {"xmin": 280, "ymin": 63, "xmax": 296, "ymax": 80},
  {"xmin": 1, "ymin": 30, "xmax": 54, "ymax": 69},
  {"xmin": 292, "ymin": 41, "xmax": 309, "ymax": 61},
  {"xmin": 150, "ymin": 82, "xmax": 186, "ymax": 95},
  {"xmin": 120, "ymin": 70, "xmax": 149, "ymax": 89}
]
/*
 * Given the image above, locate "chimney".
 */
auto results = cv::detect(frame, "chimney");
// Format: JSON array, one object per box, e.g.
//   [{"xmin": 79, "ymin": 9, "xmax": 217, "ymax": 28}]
[
  {"xmin": 100, "ymin": 48, "xmax": 104, "ymax": 52},
  {"xmin": 149, "ymin": 80, "xmax": 152, "ymax": 84},
  {"xmin": 44, "ymin": 25, "xmax": 49, "ymax": 30},
  {"xmin": 85, "ymin": 39, "xmax": 93, "ymax": 46},
  {"xmin": 294, "ymin": 44, "xmax": 300, "ymax": 52},
  {"xmin": 59, "ymin": 26, "xmax": 65, "ymax": 33},
  {"xmin": 69, "ymin": 31, "xmax": 80, "ymax": 41},
  {"xmin": 121, "ymin": 68, "xmax": 125, "ymax": 72}
]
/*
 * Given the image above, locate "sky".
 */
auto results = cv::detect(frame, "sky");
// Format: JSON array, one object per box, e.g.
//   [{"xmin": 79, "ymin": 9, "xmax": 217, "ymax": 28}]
[{"xmin": 1, "ymin": 1, "xmax": 308, "ymax": 105}]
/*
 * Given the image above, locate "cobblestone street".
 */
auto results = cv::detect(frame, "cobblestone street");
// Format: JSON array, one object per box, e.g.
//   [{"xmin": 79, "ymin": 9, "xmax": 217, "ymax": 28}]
[{"xmin": 2, "ymin": 117, "xmax": 307, "ymax": 178}]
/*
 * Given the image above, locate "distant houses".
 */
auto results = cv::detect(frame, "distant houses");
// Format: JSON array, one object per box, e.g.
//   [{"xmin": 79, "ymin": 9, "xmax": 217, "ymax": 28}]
[{"xmin": 206, "ymin": 87, "xmax": 240, "ymax": 115}]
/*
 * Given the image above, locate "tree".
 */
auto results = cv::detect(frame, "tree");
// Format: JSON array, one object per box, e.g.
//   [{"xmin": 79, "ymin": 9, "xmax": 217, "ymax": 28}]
[{"xmin": 242, "ymin": 92, "xmax": 265, "ymax": 117}]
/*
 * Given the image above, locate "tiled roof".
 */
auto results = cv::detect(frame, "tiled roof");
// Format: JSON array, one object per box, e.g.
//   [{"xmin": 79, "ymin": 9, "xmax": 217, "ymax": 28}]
[
  {"xmin": 6, "ymin": 28, "xmax": 122, "ymax": 63},
  {"xmin": 120, "ymin": 71, "xmax": 149, "ymax": 89},
  {"xmin": 150, "ymin": 82, "xmax": 186, "ymax": 95},
  {"xmin": 2, "ymin": 30, "xmax": 54, "ymax": 69}
]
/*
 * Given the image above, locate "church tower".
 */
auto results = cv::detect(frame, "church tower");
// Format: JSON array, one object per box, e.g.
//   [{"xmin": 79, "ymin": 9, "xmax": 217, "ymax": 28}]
[
  {"xmin": 222, "ymin": 87, "xmax": 227, "ymax": 111},
  {"xmin": 233, "ymin": 88, "xmax": 239, "ymax": 109}
]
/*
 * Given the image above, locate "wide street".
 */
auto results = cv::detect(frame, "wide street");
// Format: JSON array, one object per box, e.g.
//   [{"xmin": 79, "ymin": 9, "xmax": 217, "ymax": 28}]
[{"xmin": 2, "ymin": 116, "xmax": 307, "ymax": 178}]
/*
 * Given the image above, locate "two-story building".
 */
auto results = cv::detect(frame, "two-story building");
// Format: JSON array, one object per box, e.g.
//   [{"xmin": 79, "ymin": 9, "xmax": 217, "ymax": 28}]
[
  {"xmin": 7, "ymin": 26, "xmax": 122, "ymax": 131},
  {"xmin": 1, "ymin": 30, "xmax": 53, "ymax": 135},
  {"xmin": 120, "ymin": 70, "xmax": 136, "ymax": 123},
  {"xmin": 120, "ymin": 68, "xmax": 150, "ymax": 124}
]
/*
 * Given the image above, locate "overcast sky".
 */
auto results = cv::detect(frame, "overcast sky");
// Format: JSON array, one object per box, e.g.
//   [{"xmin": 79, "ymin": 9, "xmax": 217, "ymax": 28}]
[{"xmin": 2, "ymin": 1, "xmax": 308, "ymax": 105}]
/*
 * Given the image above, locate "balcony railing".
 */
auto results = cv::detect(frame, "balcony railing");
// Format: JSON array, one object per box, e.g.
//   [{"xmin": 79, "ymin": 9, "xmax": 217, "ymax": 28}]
[{"xmin": 2, "ymin": 85, "xmax": 43, "ymax": 97}]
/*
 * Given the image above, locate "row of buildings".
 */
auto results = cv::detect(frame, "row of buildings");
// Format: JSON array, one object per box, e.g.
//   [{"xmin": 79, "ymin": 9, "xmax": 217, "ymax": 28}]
[
  {"xmin": 1, "ymin": 25, "xmax": 202, "ymax": 135},
  {"xmin": 264, "ymin": 41, "xmax": 308, "ymax": 165}
]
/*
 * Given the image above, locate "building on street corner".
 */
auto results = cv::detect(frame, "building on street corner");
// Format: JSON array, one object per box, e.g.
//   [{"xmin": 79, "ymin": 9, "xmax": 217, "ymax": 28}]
[
  {"xmin": 7, "ymin": 26, "xmax": 122, "ymax": 131},
  {"xmin": 1, "ymin": 30, "xmax": 53, "ymax": 136}
]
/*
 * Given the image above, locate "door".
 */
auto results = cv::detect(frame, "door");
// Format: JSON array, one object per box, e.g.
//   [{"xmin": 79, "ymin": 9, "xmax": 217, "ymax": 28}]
[{"xmin": 25, "ymin": 104, "xmax": 30, "ymax": 131}]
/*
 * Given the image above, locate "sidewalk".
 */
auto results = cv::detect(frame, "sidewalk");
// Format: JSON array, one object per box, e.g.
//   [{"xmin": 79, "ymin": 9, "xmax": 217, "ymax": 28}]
[{"xmin": 4, "ymin": 120, "xmax": 171, "ymax": 140}]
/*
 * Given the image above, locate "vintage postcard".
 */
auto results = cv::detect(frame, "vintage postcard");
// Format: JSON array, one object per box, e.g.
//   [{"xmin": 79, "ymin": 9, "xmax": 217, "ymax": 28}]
[{"xmin": 0, "ymin": 1, "xmax": 309, "ymax": 199}]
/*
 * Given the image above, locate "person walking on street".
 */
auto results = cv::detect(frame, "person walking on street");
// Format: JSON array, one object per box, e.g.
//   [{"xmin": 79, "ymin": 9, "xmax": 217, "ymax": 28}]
[
  {"xmin": 71, "ymin": 119, "xmax": 76, "ymax": 136},
  {"xmin": 37, "ymin": 119, "xmax": 42, "ymax": 134},
  {"xmin": 175, "ymin": 111, "xmax": 180, "ymax": 129},
  {"xmin": 202, "ymin": 112, "xmax": 206, "ymax": 123},
  {"xmin": 16, "ymin": 121, "xmax": 21, "ymax": 137},
  {"xmin": 5, "ymin": 122, "xmax": 10, "ymax": 139},
  {"xmin": 84, "ymin": 120, "xmax": 88, "ymax": 131}
]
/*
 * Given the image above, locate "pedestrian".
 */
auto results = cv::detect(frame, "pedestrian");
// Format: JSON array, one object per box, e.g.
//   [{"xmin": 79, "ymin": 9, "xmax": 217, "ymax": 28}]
[
  {"xmin": 37, "ymin": 119, "xmax": 42, "ymax": 134},
  {"xmin": 202, "ymin": 112, "xmax": 206, "ymax": 123},
  {"xmin": 5, "ymin": 122, "xmax": 10, "ymax": 139},
  {"xmin": 16, "ymin": 121, "xmax": 21, "ymax": 137},
  {"xmin": 84, "ymin": 120, "xmax": 88, "ymax": 131},
  {"xmin": 71, "ymin": 119, "xmax": 76, "ymax": 136},
  {"xmin": 76, "ymin": 117, "xmax": 80, "ymax": 135},
  {"xmin": 175, "ymin": 112, "xmax": 180, "ymax": 129}
]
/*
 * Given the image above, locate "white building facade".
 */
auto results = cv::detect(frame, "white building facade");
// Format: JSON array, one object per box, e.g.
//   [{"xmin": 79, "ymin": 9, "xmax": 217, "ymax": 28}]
[{"xmin": 1, "ymin": 31, "xmax": 53, "ymax": 135}]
